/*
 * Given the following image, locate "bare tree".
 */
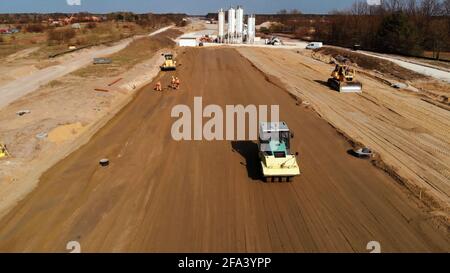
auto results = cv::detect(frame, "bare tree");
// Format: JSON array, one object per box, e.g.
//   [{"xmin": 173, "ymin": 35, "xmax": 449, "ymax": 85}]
[
  {"xmin": 420, "ymin": 0, "xmax": 442, "ymax": 17},
  {"xmin": 443, "ymin": 0, "xmax": 450, "ymax": 16},
  {"xmin": 351, "ymin": 1, "xmax": 370, "ymax": 15},
  {"xmin": 313, "ymin": 0, "xmax": 449, "ymax": 57},
  {"xmin": 428, "ymin": 19, "xmax": 450, "ymax": 59},
  {"xmin": 404, "ymin": 0, "xmax": 418, "ymax": 15},
  {"xmin": 382, "ymin": 0, "xmax": 405, "ymax": 12}
]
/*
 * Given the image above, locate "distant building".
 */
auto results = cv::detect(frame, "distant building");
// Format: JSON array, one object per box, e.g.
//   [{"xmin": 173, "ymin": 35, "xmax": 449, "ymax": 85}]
[{"xmin": 178, "ymin": 37, "xmax": 197, "ymax": 47}]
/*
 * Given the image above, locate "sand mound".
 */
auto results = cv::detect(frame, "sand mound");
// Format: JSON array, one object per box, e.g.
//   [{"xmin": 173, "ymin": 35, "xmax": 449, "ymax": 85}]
[{"xmin": 48, "ymin": 122, "xmax": 84, "ymax": 144}]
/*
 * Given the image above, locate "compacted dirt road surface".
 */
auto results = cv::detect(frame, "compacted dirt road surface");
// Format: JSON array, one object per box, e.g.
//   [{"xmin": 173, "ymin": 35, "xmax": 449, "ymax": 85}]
[
  {"xmin": 239, "ymin": 48, "xmax": 450, "ymax": 216},
  {"xmin": 0, "ymin": 48, "xmax": 448, "ymax": 252}
]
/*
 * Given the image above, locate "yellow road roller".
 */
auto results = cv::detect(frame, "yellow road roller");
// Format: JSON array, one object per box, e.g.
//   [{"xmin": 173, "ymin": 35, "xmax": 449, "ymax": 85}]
[
  {"xmin": 258, "ymin": 122, "xmax": 300, "ymax": 182},
  {"xmin": 160, "ymin": 53, "xmax": 177, "ymax": 71}
]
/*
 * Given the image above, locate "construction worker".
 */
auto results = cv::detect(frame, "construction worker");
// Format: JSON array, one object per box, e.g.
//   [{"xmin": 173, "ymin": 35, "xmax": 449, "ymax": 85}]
[
  {"xmin": 175, "ymin": 77, "xmax": 180, "ymax": 90},
  {"xmin": 154, "ymin": 81, "xmax": 162, "ymax": 91},
  {"xmin": 171, "ymin": 76, "xmax": 176, "ymax": 89}
]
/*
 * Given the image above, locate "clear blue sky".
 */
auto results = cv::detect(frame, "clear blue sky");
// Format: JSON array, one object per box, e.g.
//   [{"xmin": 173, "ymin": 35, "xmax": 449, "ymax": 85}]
[{"xmin": 0, "ymin": 0, "xmax": 356, "ymax": 14}]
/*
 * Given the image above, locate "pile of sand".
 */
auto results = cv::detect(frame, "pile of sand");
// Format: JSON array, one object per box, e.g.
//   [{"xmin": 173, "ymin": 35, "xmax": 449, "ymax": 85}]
[{"xmin": 48, "ymin": 122, "xmax": 85, "ymax": 144}]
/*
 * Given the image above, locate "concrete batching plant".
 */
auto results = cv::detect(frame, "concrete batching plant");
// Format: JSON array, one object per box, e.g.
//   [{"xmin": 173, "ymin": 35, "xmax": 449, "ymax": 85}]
[{"xmin": 218, "ymin": 5, "xmax": 255, "ymax": 44}]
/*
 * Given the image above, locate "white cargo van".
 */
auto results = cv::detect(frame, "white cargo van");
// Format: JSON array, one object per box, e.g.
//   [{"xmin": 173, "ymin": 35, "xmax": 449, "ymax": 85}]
[{"xmin": 306, "ymin": 42, "xmax": 323, "ymax": 49}]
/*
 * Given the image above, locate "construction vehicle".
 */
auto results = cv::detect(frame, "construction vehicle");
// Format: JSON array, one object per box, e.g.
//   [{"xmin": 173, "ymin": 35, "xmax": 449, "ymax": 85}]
[
  {"xmin": 199, "ymin": 35, "xmax": 213, "ymax": 43},
  {"xmin": 352, "ymin": 147, "xmax": 373, "ymax": 158},
  {"xmin": 266, "ymin": 36, "xmax": 282, "ymax": 46},
  {"xmin": 328, "ymin": 64, "xmax": 362, "ymax": 93},
  {"xmin": 160, "ymin": 53, "xmax": 176, "ymax": 71},
  {"xmin": 258, "ymin": 122, "xmax": 300, "ymax": 182},
  {"xmin": 0, "ymin": 143, "xmax": 10, "ymax": 159},
  {"xmin": 306, "ymin": 42, "xmax": 323, "ymax": 49}
]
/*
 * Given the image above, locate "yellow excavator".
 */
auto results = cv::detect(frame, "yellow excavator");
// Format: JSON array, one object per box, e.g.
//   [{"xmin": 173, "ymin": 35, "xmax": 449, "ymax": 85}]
[
  {"xmin": 328, "ymin": 64, "xmax": 362, "ymax": 93},
  {"xmin": 160, "ymin": 53, "xmax": 177, "ymax": 71},
  {"xmin": 0, "ymin": 143, "xmax": 10, "ymax": 159}
]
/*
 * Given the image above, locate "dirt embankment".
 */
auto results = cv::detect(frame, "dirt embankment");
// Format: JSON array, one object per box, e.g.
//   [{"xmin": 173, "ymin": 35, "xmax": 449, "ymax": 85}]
[
  {"xmin": 311, "ymin": 47, "xmax": 450, "ymax": 108},
  {"xmin": 0, "ymin": 27, "xmax": 183, "ymax": 220},
  {"xmin": 75, "ymin": 29, "xmax": 182, "ymax": 78},
  {"xmin": 313, "ymin": 46, "xmax": 427, "ymax": 81}
]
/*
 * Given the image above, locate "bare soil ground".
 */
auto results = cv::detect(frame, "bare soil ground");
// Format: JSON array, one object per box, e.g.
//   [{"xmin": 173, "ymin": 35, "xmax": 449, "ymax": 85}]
[
  {"xmin": 239, "ymin": 48, "xmax": 450, "ymax": 228},
  {"xmin": 310, "ymin": 47, "xmax": 450, "ymax": 108},
  {"xmin": 0, "ymin": 27, "xmax": 178, "ymax": 110},
  {"xmin": 0, "ymin": 28, "xmax": 181, "ymax": 220},
  {"xmin": 0, "ymin": 32, "xmax": 47, "ymax": 59},
  {"xmin": 0, "ymin": 23, "xmax": 170, "ymax": 88},
  {"xmin": 313, "ymin": 47, "xmax": 427, "ymax": 81},
  {"xmin": 74, "ymin": 29, "xmax": 182, "ymax": 78},
  {"xmin": 0, "ymin": 48, "xmax": 447, "ymax": 252}
]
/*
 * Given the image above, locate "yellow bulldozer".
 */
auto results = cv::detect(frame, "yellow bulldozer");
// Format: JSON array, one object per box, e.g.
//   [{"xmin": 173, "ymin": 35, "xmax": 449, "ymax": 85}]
[
  {"xmin": 328, "ymin": 64, "xmax": 362, "ymax": 93},
  {"xmin": 160, "ymin": 53, "xmax": 177, "ymax": 71}
]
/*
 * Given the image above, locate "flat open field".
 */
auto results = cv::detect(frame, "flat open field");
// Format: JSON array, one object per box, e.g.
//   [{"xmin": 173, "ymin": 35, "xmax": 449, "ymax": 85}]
[{"xmin": 0, "ymin": 48, "xmax": 447, "ymax": 252}]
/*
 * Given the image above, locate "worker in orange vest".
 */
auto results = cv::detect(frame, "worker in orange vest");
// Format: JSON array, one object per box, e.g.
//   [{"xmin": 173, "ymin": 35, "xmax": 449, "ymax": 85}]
[
  {"xmin": 154, "ymin": 81, "xmax": 162, "ymax": 91},
  {"xmin": 171, "ymin": 76, "xmax": 176, "ymax": 89},
  {"xmin": 175, "ymin": 77, "xmax": 180, "ymax": 90}
]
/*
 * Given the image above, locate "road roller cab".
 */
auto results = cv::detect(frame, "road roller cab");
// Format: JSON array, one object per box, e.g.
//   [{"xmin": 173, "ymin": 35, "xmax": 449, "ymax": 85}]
[{"xmin": 258, "ymin": 122, "xmax": 300, "ymax": 182}]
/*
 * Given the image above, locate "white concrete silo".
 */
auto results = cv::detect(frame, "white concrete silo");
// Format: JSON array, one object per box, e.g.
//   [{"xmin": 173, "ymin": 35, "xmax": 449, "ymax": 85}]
[
  {"xmin": 218, "ymin": 9, "xmax": 225, "ymax": 43},
  {"xmin": 236, "ymin": 6, "xmax": 244, "ymax": 43},
  {"xmin": 227, "ymin": 7, "xmax": 236, "ymax": 43},
  {"xmin": 247, "ymin": 15, "xmax": 256, "ymax": 44}
]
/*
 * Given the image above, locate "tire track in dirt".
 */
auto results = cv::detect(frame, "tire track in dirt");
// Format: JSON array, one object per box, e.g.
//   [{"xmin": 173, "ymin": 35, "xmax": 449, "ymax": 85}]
[{"xmin": 239, "ymin": 48, "xmax": 450, "ymax": 222}]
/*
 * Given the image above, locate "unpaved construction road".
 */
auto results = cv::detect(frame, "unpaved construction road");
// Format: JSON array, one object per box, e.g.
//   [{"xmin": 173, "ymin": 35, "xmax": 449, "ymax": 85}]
[
  {"xmin": 0, "ymin": 48, "xmax": 448, "ymax": 252},
  {"xmin": 239, "ymin": 48, "xmax": 450, "ymax": 216}
]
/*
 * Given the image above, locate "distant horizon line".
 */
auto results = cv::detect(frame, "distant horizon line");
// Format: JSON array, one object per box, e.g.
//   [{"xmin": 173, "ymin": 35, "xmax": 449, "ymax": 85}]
[{"xmin": 0, "ymin": 11, "xmax": 330, "ymax": 16}]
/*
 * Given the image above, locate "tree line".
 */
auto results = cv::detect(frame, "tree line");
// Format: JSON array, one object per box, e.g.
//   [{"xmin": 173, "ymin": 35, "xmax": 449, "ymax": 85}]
[
  {"xmin": 0, "ymin": 12, "xmax": 186, "ymax": 31},
  {"xmin": 313, "ymin": 0, "xmax": 450, "ymax": 59}
]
